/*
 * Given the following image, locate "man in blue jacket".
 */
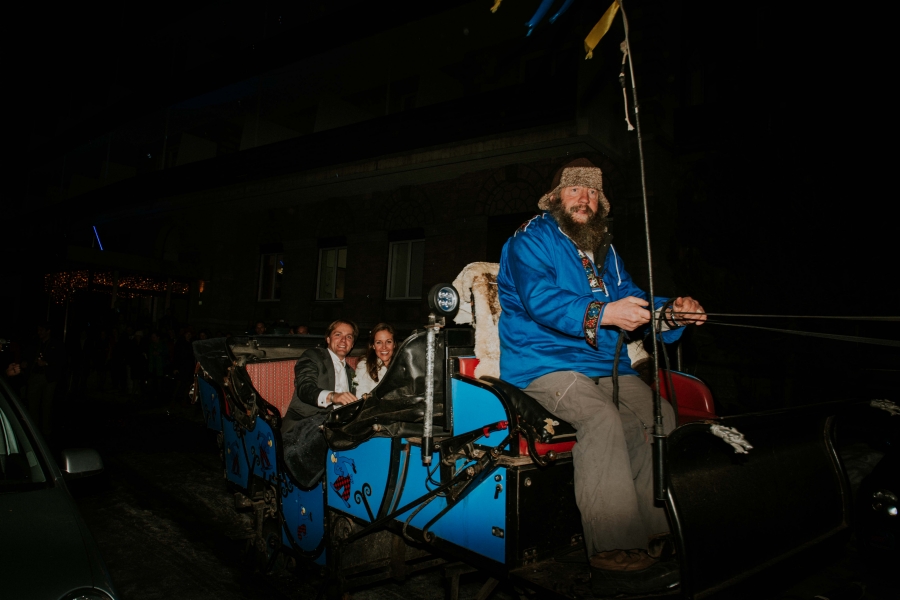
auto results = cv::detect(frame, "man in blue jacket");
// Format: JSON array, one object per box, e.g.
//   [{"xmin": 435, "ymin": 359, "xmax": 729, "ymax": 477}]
[{"xmin": 498, "ymin": 158, "xmax": 706, "ymax": 597}]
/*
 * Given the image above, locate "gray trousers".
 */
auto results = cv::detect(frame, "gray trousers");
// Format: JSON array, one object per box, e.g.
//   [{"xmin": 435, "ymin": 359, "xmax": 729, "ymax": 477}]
[{"xmin": 524, "ymin": 372, "xmax": 675, "ymax": 555}]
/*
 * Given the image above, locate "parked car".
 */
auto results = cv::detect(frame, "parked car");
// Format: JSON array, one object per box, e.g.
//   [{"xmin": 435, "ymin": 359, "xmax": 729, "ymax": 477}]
[{"xmin": 0, "ymin": 376, "xmax": 119, "ymax": 600}]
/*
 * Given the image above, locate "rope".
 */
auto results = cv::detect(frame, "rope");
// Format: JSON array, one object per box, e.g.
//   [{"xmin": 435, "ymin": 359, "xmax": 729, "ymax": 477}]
[
  {"xmin": 700, "ymin": 321, "xmax": 900, "ymax": 347},
  {"xmin": 612, "ymin": 329, "xmax": 625, "ymax": 408},
  {"xmin": 672, "ymin": 312, "xmax": 900, "ymax": 322}
]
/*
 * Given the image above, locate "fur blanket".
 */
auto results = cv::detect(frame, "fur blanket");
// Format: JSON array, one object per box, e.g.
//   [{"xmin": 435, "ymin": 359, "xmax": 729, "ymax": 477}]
[{"xmin": 452, "ymin": 262, "xmax": 501, "ymax": 379}]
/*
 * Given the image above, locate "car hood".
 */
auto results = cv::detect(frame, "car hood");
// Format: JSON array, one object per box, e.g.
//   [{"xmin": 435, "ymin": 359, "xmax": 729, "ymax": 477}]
[{"xmin": 0, "ymin": 485, "xmax": 97, "ymax": 599}]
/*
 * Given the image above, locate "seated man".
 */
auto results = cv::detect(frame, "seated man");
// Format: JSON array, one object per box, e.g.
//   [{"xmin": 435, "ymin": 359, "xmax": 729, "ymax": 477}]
[
  {"xmin": 283, "ymin": 319, "xmax": 359, "ymax": 428},
  {"xmin": 497, "ymin": 158, "xmax": 705, "ymax": 597},
  {"xmin": 281, "ymin": 319, "xmax": 359, "ymax": 486}
]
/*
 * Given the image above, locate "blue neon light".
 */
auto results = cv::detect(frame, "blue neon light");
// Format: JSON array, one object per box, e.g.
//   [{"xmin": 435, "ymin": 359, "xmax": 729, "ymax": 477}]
[{"xmin": 92, "ymin": 226, "xmax": 104, "ymax": 251}]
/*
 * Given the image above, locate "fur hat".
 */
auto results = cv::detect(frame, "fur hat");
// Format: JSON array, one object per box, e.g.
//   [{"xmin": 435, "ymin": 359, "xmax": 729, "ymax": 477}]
[{"xmin": 538, "ymin": 158, "xmax": 610, "ymax": 214}]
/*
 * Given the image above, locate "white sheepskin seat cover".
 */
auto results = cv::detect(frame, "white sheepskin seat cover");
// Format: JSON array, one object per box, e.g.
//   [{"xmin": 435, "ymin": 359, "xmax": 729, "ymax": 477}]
[{"xmin": 452, "ymin": 262, "xmax": 501, "ymax": 379}]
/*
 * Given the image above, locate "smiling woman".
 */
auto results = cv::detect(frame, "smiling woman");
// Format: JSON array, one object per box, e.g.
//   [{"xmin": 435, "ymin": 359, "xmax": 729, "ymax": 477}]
[{"xmin": 355, "ymin": 323, "xmax": 396, "ymax": 397}]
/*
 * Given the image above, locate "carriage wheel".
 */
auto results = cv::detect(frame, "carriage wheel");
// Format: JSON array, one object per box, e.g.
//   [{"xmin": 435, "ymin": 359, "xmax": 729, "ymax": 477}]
[{"xmin": 253, "ymin": 516, "xmax": 286, "ymax": 574}]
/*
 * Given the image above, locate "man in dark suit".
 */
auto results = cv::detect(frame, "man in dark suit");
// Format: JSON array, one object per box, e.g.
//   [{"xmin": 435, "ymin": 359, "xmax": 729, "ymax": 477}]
[
  {"xmin": 282, "ymin": 319, "xmax": 358, "ymax": 432},
  {"xmin": 281, "ymin": 320, "xmax": 358, "ymax": 486}
]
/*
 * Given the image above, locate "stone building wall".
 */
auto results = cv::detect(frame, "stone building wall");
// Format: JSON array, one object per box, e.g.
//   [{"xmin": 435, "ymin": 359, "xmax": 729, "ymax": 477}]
[{"xmin": 185, "ymin": 151, "xmax": 627, "ymax": 336}]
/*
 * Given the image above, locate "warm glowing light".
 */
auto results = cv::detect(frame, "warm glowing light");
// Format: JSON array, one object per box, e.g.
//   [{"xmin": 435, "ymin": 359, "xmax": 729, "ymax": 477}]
[{"xmin": 44, "ymin": 271, "xmax": 190, "ymax": 304}]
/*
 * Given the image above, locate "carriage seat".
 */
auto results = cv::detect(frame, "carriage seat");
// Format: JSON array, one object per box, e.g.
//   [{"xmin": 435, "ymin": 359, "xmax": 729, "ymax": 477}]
[
  {"xmin": 655, "ymin": 370, "xmax": 717, "ymax": 423},
  {"xmin": 244, "ymin": 355, "xmax": 361, "ymax": 417},
  {"xmin": 480, "ymin": 375, "xmax": 577, "ymax": 456},
  {"xmin": 453, "ymin": 263, "xmax": 577, "ymax": 458}
]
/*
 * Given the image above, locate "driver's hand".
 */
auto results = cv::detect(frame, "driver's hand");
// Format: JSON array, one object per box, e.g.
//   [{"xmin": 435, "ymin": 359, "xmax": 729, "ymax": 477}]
[
  {"xmin": 600, "ymin": 296, "xmax": 651, "ymax": 331},
  {"xmin": 672, "ymin": 296, "xmax": 706, "ymax": 326},
  {"xmin": 332, "ymin": 392, "xmax": 358, "ymax": 406}
]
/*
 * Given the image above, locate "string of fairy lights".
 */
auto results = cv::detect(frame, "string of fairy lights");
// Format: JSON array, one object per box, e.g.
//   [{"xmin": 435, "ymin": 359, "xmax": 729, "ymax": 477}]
[{"xmin": 44, "ymin": 271, "xmax": 190, "ymax": 304}]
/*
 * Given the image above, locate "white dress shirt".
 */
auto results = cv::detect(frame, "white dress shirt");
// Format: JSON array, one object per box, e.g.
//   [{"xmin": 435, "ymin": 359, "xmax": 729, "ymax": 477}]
[{"xmin": 316, "ymin": 349, "xmax": 350, "ymax": 407}]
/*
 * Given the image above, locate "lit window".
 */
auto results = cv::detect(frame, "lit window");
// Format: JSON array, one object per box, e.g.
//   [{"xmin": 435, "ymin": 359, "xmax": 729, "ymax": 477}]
[
  {"xmin": 258, "ymin": 254, "xmax": 283, "ymax": 301},
  {"xmin": 387, "ymin": 240, "xmax": 424, "ymax": 299},
  {"xmin": 317, "ymin": 247, "xmax": 347, "ymax": 300}
]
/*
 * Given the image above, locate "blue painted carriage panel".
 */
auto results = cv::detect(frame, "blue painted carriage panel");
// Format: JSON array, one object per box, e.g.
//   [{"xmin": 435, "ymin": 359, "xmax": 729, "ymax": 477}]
[
  {"xmin": 452, "ymin": 379, "xmax": 509, "ymax": 448},
  {"xmin": 325, "ymin": 437, "xmax": 393, "ymax": 522},
  {"xmin": 282, "ymin": 479, "xmax": 326, "ymax": 563},
  {"xmin": 198, "ymin": 377, "xmax": 222, "ymax": 432},
  {"xmin": 393, "ymin": 444, "xmax": 507, "ymax": 563},
  {"xmin": 222, "ymin": 418, "xmax": 250, "ymax": 489},
  {"xmin": 249, "ymin": 418, "xmax": 278, "ymax": 483}
]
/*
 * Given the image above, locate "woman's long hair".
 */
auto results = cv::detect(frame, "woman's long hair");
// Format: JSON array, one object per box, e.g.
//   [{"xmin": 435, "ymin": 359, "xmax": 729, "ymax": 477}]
[{"xmin": 365, "ymin": 323, "xmax": 395, "ymax": 383}]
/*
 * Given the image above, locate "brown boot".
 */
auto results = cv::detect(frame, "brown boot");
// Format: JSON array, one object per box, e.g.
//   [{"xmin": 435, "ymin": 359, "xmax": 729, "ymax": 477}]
[
  {"xmin": 590, "ymin": 549, "xmax": 658, "ymax": 571},
  {"xmin": 589, "ymin": 549, "xmax": 679, "ymax": 597},
  {"xmin": 647, "ymin": 532, "xmax": 677, "ymax": 560}
]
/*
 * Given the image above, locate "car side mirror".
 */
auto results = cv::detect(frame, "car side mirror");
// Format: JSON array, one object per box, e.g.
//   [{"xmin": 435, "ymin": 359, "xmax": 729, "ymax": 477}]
[{"xmin": 59, "ymin": 448, "xmax": 104, "ymax": 480}]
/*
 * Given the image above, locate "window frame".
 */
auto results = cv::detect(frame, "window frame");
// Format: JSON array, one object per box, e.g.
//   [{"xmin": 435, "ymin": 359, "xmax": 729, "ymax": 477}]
[
  {"xmin": 316, "ymin": 246, "xmax": 348, "ymax": 301},
  {"xmin": 257, "ymin": 252, "xmax": 284, "ymax": 302},
  {"xmin": 385, "ymin": 239, "xmax": 425, "ymax": 300}
]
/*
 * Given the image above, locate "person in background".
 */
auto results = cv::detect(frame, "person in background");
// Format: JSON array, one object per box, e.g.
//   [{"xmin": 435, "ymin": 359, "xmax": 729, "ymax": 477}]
[
  {"xmin": 355, "ymin": 323, "xmax": 396, "ymax": 397},
  {"xmin": 293, "ymin": 325, "xmax": 309, "ymax": 335},
  {"xmin": 146, "ymin": 331, "xmax": 168, "ymax": 403},
  {"xmin": 171, "ymin": 329, "xmax": 195, "ymax": 404},
  {"xmin": 21, "ymin": 322, "xmax": 66, "ymax": 437},
  {"xmin": 125, "ymin": 330, "xmax": 147, "ymax": 396},
  {"xmin": 254, "ymin": 321, "xmax": 267, "ymax": 335}
]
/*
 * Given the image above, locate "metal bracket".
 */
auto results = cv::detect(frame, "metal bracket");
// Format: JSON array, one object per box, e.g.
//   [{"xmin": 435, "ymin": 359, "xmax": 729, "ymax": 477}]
[{"xmin": 709, "ymin": 424, "xmax": 753, "ymax": 454}]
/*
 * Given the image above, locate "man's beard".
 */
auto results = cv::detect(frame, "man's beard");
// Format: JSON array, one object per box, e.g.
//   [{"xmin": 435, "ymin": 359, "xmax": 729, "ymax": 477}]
[{"xmin": 548, "ymin": 198, "xmax": 609, "ymax": 253}]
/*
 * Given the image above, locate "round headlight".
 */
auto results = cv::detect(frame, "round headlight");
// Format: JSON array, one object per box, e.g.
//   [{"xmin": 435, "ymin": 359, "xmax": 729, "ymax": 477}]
[{"xmin": 428, "ymin": 283, "xmax": 460, "ymax": 318}]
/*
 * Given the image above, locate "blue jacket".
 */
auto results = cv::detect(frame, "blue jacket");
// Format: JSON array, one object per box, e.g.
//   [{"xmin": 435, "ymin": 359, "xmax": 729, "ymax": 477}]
[{"xmin": 498, "ymin": 212, "xmax": 683, "ymax": 388}]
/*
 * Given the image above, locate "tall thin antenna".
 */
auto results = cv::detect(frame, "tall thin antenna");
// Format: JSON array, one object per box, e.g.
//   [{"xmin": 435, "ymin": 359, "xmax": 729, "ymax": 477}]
[{"xmin": 619, "ymin": 0, "xmax": 666, "ymax": 501}]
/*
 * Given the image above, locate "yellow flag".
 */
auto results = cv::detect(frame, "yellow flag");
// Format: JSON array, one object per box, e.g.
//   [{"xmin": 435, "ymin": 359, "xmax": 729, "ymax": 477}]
[{"xmin": 584, "ymin": 1, "xmax": 620, "ymax": 59}]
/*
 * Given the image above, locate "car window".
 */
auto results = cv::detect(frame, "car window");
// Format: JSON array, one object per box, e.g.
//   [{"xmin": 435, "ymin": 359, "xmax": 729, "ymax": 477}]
[{"xmin": 0, "ymin": 387, "xmax": 48, "ymax": 490}]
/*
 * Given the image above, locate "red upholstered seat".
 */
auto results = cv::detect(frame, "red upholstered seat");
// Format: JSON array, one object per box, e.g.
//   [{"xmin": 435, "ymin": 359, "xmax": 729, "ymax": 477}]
[
  {"xmin": 655, "ymin": 370, "xmax": 717, "ymax": 423},
  {"xmin": 245, "ymin": 355, "xmax": 364, "ymax": 417},
  {"xmin": 245, "ymin": 360, "xmax": 297, "ymax": 417}
]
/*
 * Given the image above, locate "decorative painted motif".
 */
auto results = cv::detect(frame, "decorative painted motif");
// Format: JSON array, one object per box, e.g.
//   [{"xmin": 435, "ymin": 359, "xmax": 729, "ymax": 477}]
[
  {"xmin": 330, "ymin": 453, "xmax": 356, "ymax": 508},
  {"xmin": 583, "ymin": 300, "xmax": 605, "ymax": 350},
  {"xmin": 227, "ymin": 440, "xmax": 241, "ymax": 475},
  {"xmin": 257, "ymin": 431, "xmax": 274, "ymax": 471},
  {"xmin": 204, "ymin": 394, "xmax": 218, "ymax": 427}
]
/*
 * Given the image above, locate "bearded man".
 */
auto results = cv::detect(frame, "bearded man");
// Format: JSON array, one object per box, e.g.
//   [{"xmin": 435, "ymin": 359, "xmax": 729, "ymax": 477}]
[{"xmin": 497, "ymin": 158, "xmax": 705, "ymax": 597}]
